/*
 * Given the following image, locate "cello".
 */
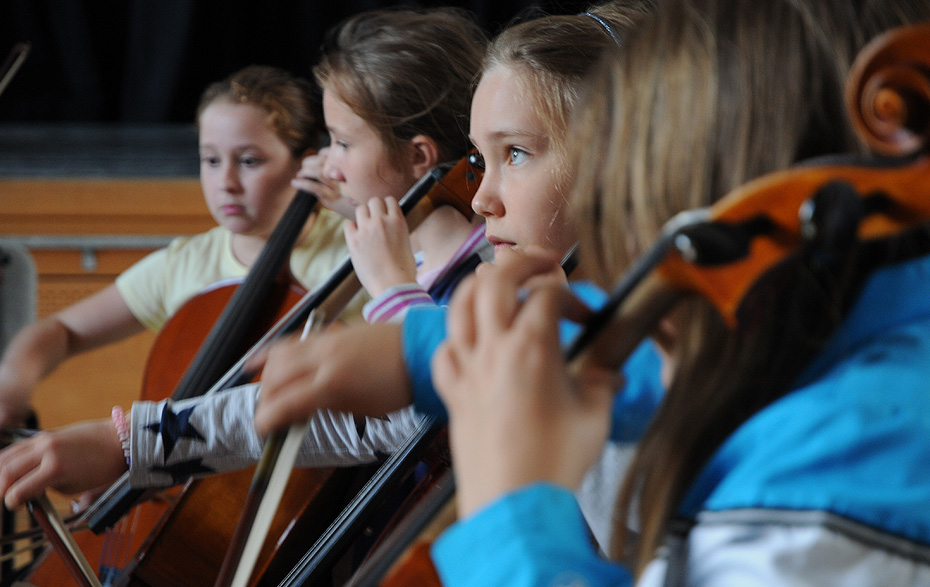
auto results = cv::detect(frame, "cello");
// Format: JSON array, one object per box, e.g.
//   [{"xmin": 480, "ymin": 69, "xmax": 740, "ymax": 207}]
[{"xmin": 18, "ymin": 188, "xmax": 320, "ymax": 586}]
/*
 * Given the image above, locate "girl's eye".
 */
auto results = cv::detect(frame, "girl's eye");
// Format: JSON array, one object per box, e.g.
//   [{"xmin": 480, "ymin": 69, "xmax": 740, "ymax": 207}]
[
  {"xmin": 200, "ymin": 156, "xmax": 220, "ymax": 167},
  {"xmin": 468, "ymin": 150, "xmax": 485, "ymax": 170},
  {"xmin": 240, "ymin": 156, "xmax": 262, "ymax": 167},
  {"xmin": 509, "ymin": 148, "xmax": 529, "ymax": 165},
  {"xmin": 328, "ymin": 132, "xmax": 349, "ymax": 150}
]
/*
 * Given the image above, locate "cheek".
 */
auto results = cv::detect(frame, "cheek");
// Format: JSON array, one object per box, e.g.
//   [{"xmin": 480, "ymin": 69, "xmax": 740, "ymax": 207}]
[
  {"xmin": 526, "ymin": 196, "xmax": 571, "ymax": 246},
  {"xmin": 200, "ymin": 168, "xmax": 216, "ymax": 191},
  {"xmin": 340, "ymin": 155, "xmax": 372, "ymax": 189},
  {"xmin": 252, "ymin": 169, "xmax": 297, "ymax": 209},
  {"xmin": 253, "ymin": 174, "xmax": 289, "ymax": 200},
  {"xmin": 200, "ymin": 176, "xmax": 221, "ymax": 207}
]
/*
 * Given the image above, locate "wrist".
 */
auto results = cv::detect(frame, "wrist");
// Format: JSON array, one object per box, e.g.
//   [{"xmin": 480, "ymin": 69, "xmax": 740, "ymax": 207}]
[
  {"xmin": 370, "ymin": 270, "xmax": 419, "ymax": 297},
  {"xmin": 110, "ymin": 406, "xmax": 131, "ymax": 467}
]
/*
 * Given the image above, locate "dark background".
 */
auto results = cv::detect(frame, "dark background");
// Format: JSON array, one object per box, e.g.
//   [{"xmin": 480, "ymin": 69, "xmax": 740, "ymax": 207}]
[{"xmin": 0, "ymin": 0, "xmax": 590, "ymax": 124}]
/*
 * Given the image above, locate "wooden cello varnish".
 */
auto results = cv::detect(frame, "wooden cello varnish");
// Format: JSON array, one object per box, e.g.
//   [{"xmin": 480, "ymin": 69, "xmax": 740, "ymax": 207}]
[{"xmin": 110, "ymin": 277, "xmax": 359, "ymax": 587}]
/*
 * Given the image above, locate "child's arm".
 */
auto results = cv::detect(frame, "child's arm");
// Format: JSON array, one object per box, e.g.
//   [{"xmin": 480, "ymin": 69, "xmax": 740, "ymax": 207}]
[
  {"xmin": 425, "ymin": 252, "xmax": 633, "ymax": 587},
  {"xmin": 0, "ymin": 380, "xmax": 425, "ymax": 509},
  {"xmin": 254, "ymin": 322, "xmax": 414, "ymax": 435},
  {"xmin": 0, "ymin": 418, "xmax": 127, "ymax": 509},
  {"xmin": 0, "ymin": 285, "xmax": 143, "ymax": 427},
  {"xmin": 431, "ymin": 484, "xmax": 635, "ymax": 587},
  {"xmin": 127, "ymin": 383, "xmax": 423, "ymax": 488}
]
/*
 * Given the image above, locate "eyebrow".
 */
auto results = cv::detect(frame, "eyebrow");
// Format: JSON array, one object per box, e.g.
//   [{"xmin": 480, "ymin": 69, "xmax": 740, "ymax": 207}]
[
  {"xmin": 469, "ymin": 128, "xmax": 545, "ymax": 143},
  {"xmin": 198, "ymin": 142, "xmax": 264, "ymax": 153}
]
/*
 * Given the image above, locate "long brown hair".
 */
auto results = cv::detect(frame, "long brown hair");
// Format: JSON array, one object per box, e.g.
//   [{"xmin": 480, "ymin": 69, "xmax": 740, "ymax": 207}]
[
  {"xmin": 314, "ymin": 8, "xmax": 487, "ymax": 167},
  {"xmin": 569, "ymin": 0, "xmax": 930, "ymax": 573}
]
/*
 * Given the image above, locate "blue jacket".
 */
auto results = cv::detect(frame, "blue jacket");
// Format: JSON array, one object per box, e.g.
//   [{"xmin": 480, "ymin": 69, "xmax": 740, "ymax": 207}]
[
  {"xmin": 426, "ymin": 253, "xmax": 930, "ymax": 586},
  {"xmin": 402, "ymin": 282, "xmax": 664, "ymax": 438}
]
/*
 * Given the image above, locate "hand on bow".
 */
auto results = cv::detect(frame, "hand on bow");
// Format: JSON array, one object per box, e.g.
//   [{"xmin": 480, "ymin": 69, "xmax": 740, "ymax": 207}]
[{"xmin": 432, "ymin": 249, "xmax": 617, "ymax": 518}]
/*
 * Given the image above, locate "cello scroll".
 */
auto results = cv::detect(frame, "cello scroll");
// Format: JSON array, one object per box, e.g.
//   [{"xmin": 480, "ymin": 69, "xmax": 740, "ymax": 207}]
[{"xmin": 845, "ymin": 23, "xmax": 930, "ymax": 157}]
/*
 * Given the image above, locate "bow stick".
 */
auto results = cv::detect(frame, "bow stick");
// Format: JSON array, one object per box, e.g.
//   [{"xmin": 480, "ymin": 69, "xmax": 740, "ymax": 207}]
[
  {"xmin": 0, "ymin": 42, "xmax": 29, "ymax": 98},
  {"xmin": 28, "ymin": 494, "xmax": 102, "ymax": 587},
  {"xmin": 217, "ymin": 310, "xmax": 324, "ymax": 587}
]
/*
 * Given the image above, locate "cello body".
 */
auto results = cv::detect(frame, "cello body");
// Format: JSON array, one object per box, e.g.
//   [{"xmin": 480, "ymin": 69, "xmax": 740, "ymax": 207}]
[
  {"xmin": 111, "ymin": 276, "xmax": 374, "ymax": 587},
  {"xmin": 19, "ymin": 194, "xmax": 328, "ymax": 586}
]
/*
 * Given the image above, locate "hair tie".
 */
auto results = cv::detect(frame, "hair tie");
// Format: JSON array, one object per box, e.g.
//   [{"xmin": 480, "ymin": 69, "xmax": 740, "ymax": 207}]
[
  {"xmin": 582, "ymin": 12, "xmax": 622, "ymax": 47},
  {"xmin": 111, "ymin": 406, "xmax": 131, "ymax": 466}
]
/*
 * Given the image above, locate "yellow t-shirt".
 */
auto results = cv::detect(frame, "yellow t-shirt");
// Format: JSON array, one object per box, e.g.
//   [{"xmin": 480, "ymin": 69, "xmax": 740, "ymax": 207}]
[{"xmin": 116, "ymin": 207, "xmax": 365, "ymax": 331}]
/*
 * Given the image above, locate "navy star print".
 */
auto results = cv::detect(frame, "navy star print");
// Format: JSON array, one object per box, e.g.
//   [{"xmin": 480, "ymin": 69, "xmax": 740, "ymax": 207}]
[
  {"xmin": 144, "ymin": 403, "xmax": 206, "ymax": 461},
  {"xmin": 151, "ymin": 458, "xmax": 216, "ymax": 484}
]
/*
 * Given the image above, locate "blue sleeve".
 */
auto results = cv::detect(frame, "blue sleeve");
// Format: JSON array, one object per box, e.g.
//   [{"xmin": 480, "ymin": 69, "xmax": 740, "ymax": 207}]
[
  {"xmin": 402, "ymin": 305, "xmax": 450, "ymax": 421},
  {"xmin": 562, "ymin": 282, "xmax": 665, "ymax": 442},
  {"xmin": 431, "ymin": 483, "xmax": 634, "ymax": 587},
  {"xmin": 612, "ymin": 339, "xmax": 664, "ymax": 442},
  {"xmin": 402, "ymin": 282, "xmax": 665, "ymax": 436}
]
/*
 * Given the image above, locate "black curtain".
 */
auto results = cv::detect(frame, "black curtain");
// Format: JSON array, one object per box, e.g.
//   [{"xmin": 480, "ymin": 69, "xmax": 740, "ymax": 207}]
[{"xmin": 0, "ymin": 0, "xmax": 588, "ymax": 124}]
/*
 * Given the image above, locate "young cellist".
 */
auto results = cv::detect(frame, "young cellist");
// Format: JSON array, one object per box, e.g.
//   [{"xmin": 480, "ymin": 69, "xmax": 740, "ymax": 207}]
[
  {"xmin": 0, "ymin": 65, "xmax": 360, "ymax": 431},
  {"xmin": 431, "ymin": 0, "xmax": 930, "ymax": 584},
  {"xmin": 292, "ymin": 7, "xmax": 493, "ymax": 323}
]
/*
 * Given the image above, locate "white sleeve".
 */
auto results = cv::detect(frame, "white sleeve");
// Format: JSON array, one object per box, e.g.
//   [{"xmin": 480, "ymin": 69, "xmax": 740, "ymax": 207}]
[
  {"xmin": 127, "ymin": 383, "xmax": 423, "ymax": 488},
  {"xmin": 638, "ymin": 511, "xmax": 930, "ymax": 587}
]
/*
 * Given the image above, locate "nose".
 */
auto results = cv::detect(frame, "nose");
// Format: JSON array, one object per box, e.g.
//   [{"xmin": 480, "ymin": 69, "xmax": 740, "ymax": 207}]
[
  {"xmin": 323, "ymin": 155, "xmax": 344, "ymax": 182},
  {"xmin": 221, "ymin": 162, "xmax": 242, "ymax": 192},
  {"xmin": 471, "ymin": 173, "xmax": 504, "ymax": 218}
]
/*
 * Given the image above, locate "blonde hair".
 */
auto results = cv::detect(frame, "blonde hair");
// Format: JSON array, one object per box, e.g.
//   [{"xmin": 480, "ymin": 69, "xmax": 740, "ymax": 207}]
[
  {"xmin": 314, "ymin": 8, "xmax": 487, "ymax": 167},
  {"xmin": 480, "ymin": 1, "xmax": 653, "ymax": 175},
  {"xmin": 196, "ymin": 65, "xmax": 323, "ymax": 158},
  {"xmin": 569, "ymin": 0, "xmax": 930, "ymax": 573}
]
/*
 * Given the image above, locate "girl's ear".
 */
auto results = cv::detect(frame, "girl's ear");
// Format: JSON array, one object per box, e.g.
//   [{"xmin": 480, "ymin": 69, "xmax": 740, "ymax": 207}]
[{"xmin": 408, "ymin": 134, "xmax": 441, "ymax": 178}]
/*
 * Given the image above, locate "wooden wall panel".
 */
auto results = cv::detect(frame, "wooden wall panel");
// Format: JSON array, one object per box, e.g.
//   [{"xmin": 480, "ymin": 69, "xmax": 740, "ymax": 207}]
[
  {"xmin": 1, "ymin": 177, "xmax": 214, "ymax": 431},
  {"xmin": 0, "ymin": 178, "xmax": 211, "ymax": 235}
]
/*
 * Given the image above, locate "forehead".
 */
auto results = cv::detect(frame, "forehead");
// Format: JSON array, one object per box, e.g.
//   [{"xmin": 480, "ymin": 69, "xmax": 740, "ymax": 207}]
[
  {"xmin": 470, "ymin": 67, "xmax": 547, "ymax": 143},
  {"xmin": 199, "ymin": 101, "xmax": 282, "ymax": 147},
  {"xmin": 322, "ymin": 88, "xmax": 374, "ymax": 137}
]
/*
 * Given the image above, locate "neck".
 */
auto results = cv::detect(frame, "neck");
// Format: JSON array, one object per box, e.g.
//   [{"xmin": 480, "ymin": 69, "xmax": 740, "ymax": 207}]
[
  {"xmin": 230, "ymin": 234, "xmax": 265, "ymax": 268},
  {"xmin": 410, "ymin": 207, "xmax": 481, "ymax": 277},
  {"xmin": 230, "ymin": 211, "xmax": 317, "ymax": 269}
]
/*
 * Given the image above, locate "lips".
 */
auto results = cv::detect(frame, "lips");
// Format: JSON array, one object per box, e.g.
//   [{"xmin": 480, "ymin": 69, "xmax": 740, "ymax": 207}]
[
  {"xmin": 486, "ymin": 235, "xmax": 516, "ymax": 251},
  {"xmin": 221, "ymin": 204, "xmax": 245, "ymax": 216}
]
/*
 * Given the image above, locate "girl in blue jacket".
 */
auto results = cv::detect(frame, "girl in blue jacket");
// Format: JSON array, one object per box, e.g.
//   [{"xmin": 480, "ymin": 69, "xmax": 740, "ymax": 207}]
[{"xmin": 430, "ymin": 0, "xmax": 930, "ymax": 585}]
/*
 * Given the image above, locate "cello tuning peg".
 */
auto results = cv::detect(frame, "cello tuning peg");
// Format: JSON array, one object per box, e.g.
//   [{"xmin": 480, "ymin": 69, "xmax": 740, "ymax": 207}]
[{"xmin": 798, "ymin": 181, "xmax": 864, "ymax": 270}]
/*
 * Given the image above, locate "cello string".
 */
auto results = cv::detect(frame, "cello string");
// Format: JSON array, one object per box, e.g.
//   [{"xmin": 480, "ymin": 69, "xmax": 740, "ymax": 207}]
[
  {"xmin": 0, "ymin": 538, "xmax": 51, "ymax": 563},
  {"xmin": 98, "ymin": 511, "xmax": 128, "ymax": 577},
  {"xmin": 98, "ymin": 519, "xmax": 114, "ymax": 576},
  {"xmin": 121, "ymin": 502, "xmax": 143, "ymax": 568}
]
